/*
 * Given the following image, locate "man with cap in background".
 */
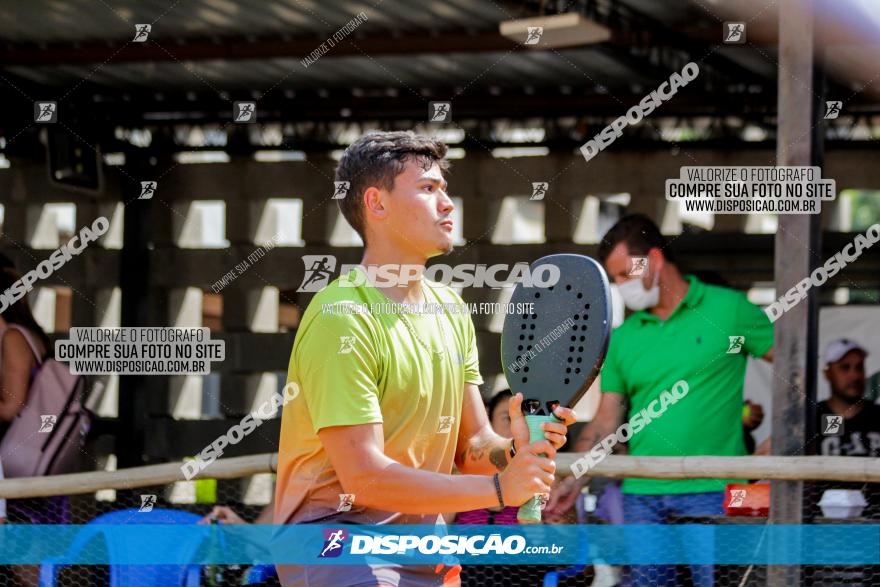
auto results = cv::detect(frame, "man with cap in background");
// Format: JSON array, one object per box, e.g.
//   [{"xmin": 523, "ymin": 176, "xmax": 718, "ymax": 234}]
[
  {"xmin": 817, "ymin": 338, "xmax": 879, "ymax": 457},
  {"xmin": 756, "ymin": 338, "xmax": 878, "ymax": 459},
  {"xmin": 813, "ymin": 338, "xmax": 880, "ymax": 518}
]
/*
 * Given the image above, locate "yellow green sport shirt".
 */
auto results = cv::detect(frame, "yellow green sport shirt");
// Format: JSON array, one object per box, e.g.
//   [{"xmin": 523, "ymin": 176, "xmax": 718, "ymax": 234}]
[{"xmin": 274, "ymin": 267, "xmax": 483, "ymax": 527}]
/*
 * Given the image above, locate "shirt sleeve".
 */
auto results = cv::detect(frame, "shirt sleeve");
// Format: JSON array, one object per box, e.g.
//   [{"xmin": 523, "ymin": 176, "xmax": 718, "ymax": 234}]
[
  {"xmin": 737, "ymin": 293, "xmax": 774, "ymax": 358},
  {"xmin": 437, "ymin": 284, "xmax": 483, "ymax": 385},
  {"xmin": 600, "ymin": 333, "xmax": 627, "ymax": 395},
  {"xmin": 292, "ymin": 305, "xmax": 384, "ymax": 434}
]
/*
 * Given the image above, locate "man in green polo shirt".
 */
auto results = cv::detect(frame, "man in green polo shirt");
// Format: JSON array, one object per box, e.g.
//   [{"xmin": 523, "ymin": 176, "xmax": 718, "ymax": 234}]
[{"xmin": 575, "ymin": 214, "xmax": 773, "ymax": 587}]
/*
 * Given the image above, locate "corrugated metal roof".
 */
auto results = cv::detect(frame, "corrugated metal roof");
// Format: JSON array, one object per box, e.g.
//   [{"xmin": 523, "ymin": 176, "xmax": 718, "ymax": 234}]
[
  {"xmin": 5, "ymin": 47, "xmax": 649, "ymax": 91},
  {"xmin": 0, "ymin": 0, "xmax": 507, "ymax": 43},
  {"xmin": 8, "ymin": 0, "xmax": 874, "ymax": 106}
]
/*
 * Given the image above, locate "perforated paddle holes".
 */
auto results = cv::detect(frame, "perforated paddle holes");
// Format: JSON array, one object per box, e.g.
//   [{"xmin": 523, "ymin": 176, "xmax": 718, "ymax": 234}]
[
  {"xmin": 564, "ymin": 284, "xmax": 589, "ymax": 386},
  {"xmin": 517, "ymin": 306, "xmax": 540, "ymax": 383}
]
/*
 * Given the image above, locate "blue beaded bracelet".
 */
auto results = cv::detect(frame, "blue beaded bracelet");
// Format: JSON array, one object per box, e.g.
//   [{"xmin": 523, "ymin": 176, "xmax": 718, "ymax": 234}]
[{"xmin": 493, "ymin": 473, "xmax": 505, "ymax": 508}]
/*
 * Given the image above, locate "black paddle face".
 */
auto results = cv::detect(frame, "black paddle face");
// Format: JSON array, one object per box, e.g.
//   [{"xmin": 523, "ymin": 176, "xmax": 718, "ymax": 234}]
[{"xmin": 501, "ymin": 254, "xmax": 612, "ymax": 412}]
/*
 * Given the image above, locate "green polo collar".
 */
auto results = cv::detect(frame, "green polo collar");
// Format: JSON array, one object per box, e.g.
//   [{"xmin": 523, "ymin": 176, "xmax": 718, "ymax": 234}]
[{"xmin": 634, "ymin": 275, "xmax": 705, "ymax": 323}]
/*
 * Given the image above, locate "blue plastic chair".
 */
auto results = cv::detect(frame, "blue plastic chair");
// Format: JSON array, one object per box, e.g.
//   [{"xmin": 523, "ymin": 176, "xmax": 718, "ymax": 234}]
[
  {"xmin": 39, "ymin": 508, "xmax": 203, "ymax": 587},
  {"xmin": 244, "ymin": 564, "xmax": 277, "ymax": 584}
]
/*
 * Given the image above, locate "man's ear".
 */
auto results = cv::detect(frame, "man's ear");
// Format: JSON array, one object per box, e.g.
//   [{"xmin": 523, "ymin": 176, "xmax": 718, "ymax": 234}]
[
  {"xmin": 646, "ymin": 247, "xmax": 665, "ymax": 284},
  {"xmin": 363, "ymin": 186, "xmax": 386, "ymax": 220},
  {"xmin": 648, "ymin": 248, "xmax": 665, "ymax": 270}
]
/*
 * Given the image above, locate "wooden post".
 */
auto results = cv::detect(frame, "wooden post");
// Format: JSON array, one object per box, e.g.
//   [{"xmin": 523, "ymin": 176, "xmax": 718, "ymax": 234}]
[
  {"xmin": 770, "ymin": 1, "xmax": 822, "ymax": 584},
  {"xmin": 116, "ymin": 149, "xmax": 171, "ymax": 489},
  {"xmin": 117, "ymin": 156, "xmax": 151, "ymax": 470}
]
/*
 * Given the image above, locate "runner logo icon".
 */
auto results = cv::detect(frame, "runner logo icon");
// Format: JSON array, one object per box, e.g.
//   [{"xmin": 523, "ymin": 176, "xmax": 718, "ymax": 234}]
[{"xmin": 319, "ymin": 529, "xmax": 349, "ymax": 558}]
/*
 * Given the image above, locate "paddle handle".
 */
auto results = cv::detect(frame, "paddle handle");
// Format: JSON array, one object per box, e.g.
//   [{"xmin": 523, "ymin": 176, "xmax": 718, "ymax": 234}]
[{"xmin": 517, "ymin": 414, "xmax": 558, "ymax": 524}]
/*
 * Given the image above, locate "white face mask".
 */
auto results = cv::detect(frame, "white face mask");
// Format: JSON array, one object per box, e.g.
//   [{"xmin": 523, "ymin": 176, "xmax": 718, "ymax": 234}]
[{"xmin": 618, "ymin": 270, "xmax": 660, "ymax": 311}]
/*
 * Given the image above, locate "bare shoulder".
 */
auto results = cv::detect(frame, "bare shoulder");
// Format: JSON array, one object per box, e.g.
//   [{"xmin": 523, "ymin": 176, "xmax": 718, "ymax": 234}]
[{"xmin": 2, "ymin": 328, "xmax": 37, "ymax": 364}]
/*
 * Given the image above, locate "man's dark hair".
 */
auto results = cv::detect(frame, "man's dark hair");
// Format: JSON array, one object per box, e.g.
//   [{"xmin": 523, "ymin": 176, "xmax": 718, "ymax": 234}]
[
  {"xmin": 0, "ymin": 252, "xmax": 15, "ymax": 271},
  {"xmin": 597, "ymin": 213, "xmax": 676, "ymax": 265},
  {"xmin": 335, "ymin": 131, "xmax": 449, "ymax": 244},
  {"xmin": 486, "ymin": 389, "xmax": 513, "ymax": 417}
]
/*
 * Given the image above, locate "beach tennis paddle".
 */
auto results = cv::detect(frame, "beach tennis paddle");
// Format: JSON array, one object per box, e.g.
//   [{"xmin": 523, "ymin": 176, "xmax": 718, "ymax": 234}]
[{"xmin": 501, "ymin": 254, "xmax": 612, "ymax": 523}]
